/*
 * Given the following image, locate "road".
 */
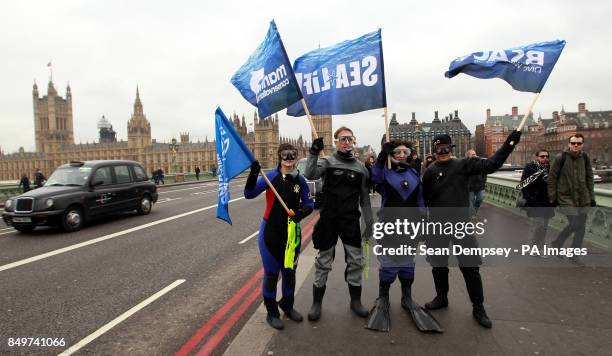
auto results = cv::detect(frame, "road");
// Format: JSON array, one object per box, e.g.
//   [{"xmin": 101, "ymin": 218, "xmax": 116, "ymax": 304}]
[{"xmin": 0, "ymin": 179, "xmax": 305, "ymax": 355}]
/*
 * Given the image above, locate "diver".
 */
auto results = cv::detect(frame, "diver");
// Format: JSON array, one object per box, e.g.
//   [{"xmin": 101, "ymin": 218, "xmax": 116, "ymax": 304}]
[{"xmin": 244, "ymin": 143, "xmax": 314, "ymax": 330}]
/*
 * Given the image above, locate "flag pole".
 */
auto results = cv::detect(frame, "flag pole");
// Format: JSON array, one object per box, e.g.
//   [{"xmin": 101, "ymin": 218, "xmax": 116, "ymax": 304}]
[
  {"xmin": 510, "ymin": 92, "xmax": 541, "ymax": 146},
  {"xmin": 383, "ymin": 107, "xmax": 391, "ymax": 169},
  {"xmin": 300, "ymin": 97, "xmax": 325, "ymax": 155},
  {"xmin": 259, "ymin": 170, "xmax": 295, "ymax": 217},
  {"xmin": 301, "ymin": 99, "xmax": 319, "ymax": 139}
]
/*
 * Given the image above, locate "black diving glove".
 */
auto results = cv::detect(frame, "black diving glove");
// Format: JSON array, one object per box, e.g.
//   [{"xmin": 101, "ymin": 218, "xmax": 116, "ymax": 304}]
[
  {"xmin": 245, "ymin": 161, "xmax": 261, "ymax": 190},
  {"xmin": 376, "ymin": 142, "xmax": 395, "ymax": 166},
  {"xmin": 504, "ymin": 130, "xmax": 522, "ymax": 146},
  {"xmin": 310, "ymin": 137, "xmax": 324, "ymax": 155},
  {"xmin": 292, "ymin": 206, "xmax": 313, "ymax": 223}
]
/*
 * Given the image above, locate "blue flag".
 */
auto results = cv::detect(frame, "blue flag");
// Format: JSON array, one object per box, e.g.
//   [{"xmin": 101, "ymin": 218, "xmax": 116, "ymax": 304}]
[
  {"xmin": 445, "ymin": 40, "xmax": 566, "ymax": 93},
  {"xmin": 231, "ymin": 20, "xmax": 302, "ymax": 119},
  {"xmin": 287, "ymin": 29, "xmax": 386, "ymax": 116},
  {"xmin": 215, "ymin": 107, "xmax": 256, "ymax": 225}
]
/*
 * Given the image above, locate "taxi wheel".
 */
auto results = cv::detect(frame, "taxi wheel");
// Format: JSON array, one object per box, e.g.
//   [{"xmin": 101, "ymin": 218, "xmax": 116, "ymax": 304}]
[
  {"xmin": 61, "ymin": 206, "xmax": 84, "ymax": 232},
  {"xmin": 137, "ymin": 195, "xmax": 152, "ymax": 215},
  {"xmin": 14, "ymin": 225, "xmax": 35, "ymax": 233}
]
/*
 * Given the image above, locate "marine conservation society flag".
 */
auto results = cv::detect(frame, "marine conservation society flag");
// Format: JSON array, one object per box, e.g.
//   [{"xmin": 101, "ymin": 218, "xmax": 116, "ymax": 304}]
[
  {"xmin": 231, "ymin": 20, "xmax": 302, "ymax": 119},
  {"xmin": 287, "ymin": 29, "xmax": 386, "ymax": 116},
  {"xmin": 445, "ymin": 40, "xmax": 566, "ymax": 93},
  {"xmin": 215, "ymin": 107, "xmax": 256, "ymax": 225}
]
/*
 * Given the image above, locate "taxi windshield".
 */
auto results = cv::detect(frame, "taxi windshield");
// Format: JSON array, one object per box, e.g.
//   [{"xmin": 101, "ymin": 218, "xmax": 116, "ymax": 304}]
[{"xmin": 45, "ymin": 167, "xmax": 91, "ymax": 186}]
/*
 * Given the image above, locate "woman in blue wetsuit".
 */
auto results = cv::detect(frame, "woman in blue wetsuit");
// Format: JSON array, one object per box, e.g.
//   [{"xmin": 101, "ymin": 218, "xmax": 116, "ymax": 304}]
[
  {"xmin": 366, "ymin": 140, "xmax": 442, "ymax": 332},
  {"xmin": 244, "ymin": 143, "xmax": 314, "ymax": 330}
]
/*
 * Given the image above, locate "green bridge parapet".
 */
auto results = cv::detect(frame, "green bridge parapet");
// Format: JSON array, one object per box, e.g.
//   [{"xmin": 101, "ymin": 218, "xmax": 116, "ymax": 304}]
[{"xmin": 485, "ymin": 173, "xmax": 612, "ymax": 251}]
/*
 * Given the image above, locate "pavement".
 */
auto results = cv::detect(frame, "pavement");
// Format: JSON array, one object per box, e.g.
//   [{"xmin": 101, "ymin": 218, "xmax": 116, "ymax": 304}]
[{"xmin": 225, "ymin": 199, "xmax": 612, "ymax": 356}]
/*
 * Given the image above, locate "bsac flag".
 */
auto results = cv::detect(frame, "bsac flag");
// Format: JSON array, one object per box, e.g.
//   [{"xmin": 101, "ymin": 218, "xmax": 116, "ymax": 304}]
[
  {"xmin": 445, "ymin": 40, "xmax": 566, "ymax": 93},
  {"xmin": 215, "ymin": 107, "xmax": 256, "ymax": 225},
  {"xmin": 287, "ymin": 29, "xmax": 386, "ymax": 116},
  {"xmin": 231, "ymin": 20, "xmax": 302, "ymax": 119}
]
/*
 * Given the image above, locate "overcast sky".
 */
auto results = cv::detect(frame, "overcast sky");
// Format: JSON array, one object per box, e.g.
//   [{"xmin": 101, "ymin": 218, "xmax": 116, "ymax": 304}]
[{"xmin": 1, "ymin": 0, "xmax": 610, "ymax": 154}]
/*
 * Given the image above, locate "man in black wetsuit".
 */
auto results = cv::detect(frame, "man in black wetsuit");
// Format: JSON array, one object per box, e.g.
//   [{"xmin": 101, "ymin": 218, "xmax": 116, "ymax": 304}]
[
  {"xmin": 422, "ymin": 130, "xmax": 521, "ymax": 329},
  {"xmin": 304, "ymin": 126, "xmax": 374, "ymax": 321}
]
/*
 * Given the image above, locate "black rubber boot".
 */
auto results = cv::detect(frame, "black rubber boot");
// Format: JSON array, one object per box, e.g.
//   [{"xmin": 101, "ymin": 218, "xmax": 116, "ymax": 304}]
[
  {"xmin": 399, "ymin": 278, "xmax": 414, "ymax": 311},
  {"xmin": 279, "ymin": 296, "xmax": 303, "ymax": 322},
  {"xmin": 348, "ymin": 284, "xmax": 369, "ymax": 318},
  {"xmin": 264, "ymin": 298, "xmax": 284, "ymax": 330},
  {"xmin": 424, "ymin": 295, "xmax": 448, "ymax": 310},
  {"xmin": 473, "ymin": 304, "xmax": 492, "ymax": 328},
  {"xmin": 308, "ymin": 285, "xmax": 326, "ymax": 321}
]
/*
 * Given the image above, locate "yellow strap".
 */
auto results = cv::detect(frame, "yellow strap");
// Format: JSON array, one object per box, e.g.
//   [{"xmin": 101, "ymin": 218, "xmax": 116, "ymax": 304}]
[
  {"xmin": 363, "ymin": 239, "xmax": 370, "ymax": 281},
  {"xmin": 284, "ymin": 219, "xmax": 300, "ymax": 269}
]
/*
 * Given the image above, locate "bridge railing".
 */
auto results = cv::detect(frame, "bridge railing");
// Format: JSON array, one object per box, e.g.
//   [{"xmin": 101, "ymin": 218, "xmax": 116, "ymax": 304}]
[{"xmin": 485, "ymin": 173, "xmax": 612, "ymax": 251}]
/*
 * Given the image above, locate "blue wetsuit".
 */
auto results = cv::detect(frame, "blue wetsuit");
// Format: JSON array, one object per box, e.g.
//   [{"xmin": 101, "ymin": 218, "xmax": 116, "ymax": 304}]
[
  {"xmin": 244, "ymin": 168, "xmax": 314, "ymax": 305},
  {"xmin": 371, "ymin": 162, "xmax": 424, "ymax": 283}
]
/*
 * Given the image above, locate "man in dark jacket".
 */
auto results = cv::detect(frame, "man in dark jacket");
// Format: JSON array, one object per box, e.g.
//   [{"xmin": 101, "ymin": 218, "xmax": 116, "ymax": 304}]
[
  {"xmin": 33, "ymin": 168, "xmax": 46, "ymax": 188},
  {"xmin": 195, "ymin": 166, "xmax": 201, "ymax": 180},
  {"xmin": 520, "ymin": 149, "xmax": 554, "ymax": 254},
  {"xmin": 467, "ymin": 149, "xmax": 487, "ymax": 219},
  {"xmin": 304, "ymin": 126, "xmax": 374, "ymax": 321},
  {"xmin": 548, "ymin": 134, "xmax": 595, "ymax": 264},
  {"xmin": 422, "ymin": 130, "xmax": 521, "ymax": 329},
  {"xmin": 19, "ymin": 174, "xmax": 31, "ymax": 193}
]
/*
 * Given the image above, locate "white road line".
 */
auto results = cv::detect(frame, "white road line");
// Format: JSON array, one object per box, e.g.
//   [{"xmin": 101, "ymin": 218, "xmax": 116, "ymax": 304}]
[
  {"xmin": 0, "ymin": 230, "xmax": 16, "ymax": 237},
  {"xmin": 156, "ymin": 197, "xmax": 182, "ymax": 204},
  {"xmin": 0, "ymin": 227, "xmax": 15, "ymax": 232},
  {"xmin": 238, "ymin": 230, "xmax": 259, "ymax": 244},
  {"xmin": 59, "ymin": 279, "xmax": 186, "ymax": 356},
  {"xmin": 0, "ymin": 197, "xmax": 245, "ymax": 273}
]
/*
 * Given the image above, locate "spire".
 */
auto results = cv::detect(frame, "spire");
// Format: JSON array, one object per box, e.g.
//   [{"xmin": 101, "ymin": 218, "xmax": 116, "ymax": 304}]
[
  {"xmin": 134, "ymin": 86, "xmax": 143, "ymax": 115},
  {"xmin": 33, "ymin": 81, "xmax": 39, "ymax": 97}
]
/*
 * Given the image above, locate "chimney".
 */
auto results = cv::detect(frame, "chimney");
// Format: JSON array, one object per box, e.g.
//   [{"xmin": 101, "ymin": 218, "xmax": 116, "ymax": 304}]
[
  {"xmin": 434, "ymin": 111, "xmax": 438, "ymax": 119},
  {"xmin": 486, "ymin": 108, "xmax": 491, "ymax": 120},
  {"xmin": 553, "ymin": 111, "xmax": 559, "ymax": 122},
  {"xmin": 578, "ymin": 102, "xmax": 586, "ymax": 114},
  {"xmin": 454, "ymin": 110, "xmax": 459, "ymax": 120},
  {"xmin": 512, "ymin": 106, "xmax": 518, "ymax": 117},
  {"xmin": 412, "ymin": 112, "xmax": 416, "ymax": 120}
]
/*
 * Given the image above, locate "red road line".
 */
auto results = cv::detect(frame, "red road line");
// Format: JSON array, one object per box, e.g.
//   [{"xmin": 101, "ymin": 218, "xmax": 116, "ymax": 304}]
[
  {"xmin": 195, "ymin": 286, "xmax": 262, "ymax": 356},
  {"xmin": 174, "ymin": 269, "xmax": 263, "ymax": 356},
  {"xmin": 176, "ymin": 213, "xmax": 320, "ymax": 356}
]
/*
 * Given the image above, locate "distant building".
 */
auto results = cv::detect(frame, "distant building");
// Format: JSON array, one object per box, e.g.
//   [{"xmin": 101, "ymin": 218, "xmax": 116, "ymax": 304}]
[
  {"xmin": 386, "ymin": 110, "xmax": 472, "ymax": 159},
  {"xmin": 0, "ymin": 79, "xmax": 314, "ymax": 180},
  {"xmin": 484, "ymin": 103, "xmax": 612, "ymax": 167}
]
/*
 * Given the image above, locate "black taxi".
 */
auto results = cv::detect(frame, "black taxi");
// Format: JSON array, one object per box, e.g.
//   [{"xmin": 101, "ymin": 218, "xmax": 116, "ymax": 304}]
[{"xmin": 2, "ymin": 160, "xmax": 158, "ymax": 232}]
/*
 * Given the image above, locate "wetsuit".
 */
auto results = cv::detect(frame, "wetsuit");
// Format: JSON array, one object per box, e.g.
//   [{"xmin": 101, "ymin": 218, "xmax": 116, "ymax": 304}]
[{"xmin": 244, "ymin": 167, "xmax": 313, "ymax": 313}]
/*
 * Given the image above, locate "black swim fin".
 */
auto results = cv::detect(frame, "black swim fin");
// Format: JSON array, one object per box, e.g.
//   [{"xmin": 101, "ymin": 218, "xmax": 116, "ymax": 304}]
[
  {"xmin": 366, "ymin": 296, "xmax": 390, "ymax": 332},
  {"xmin": 402, "ymin": 298, "xmax": 444, "ymax": 333}
]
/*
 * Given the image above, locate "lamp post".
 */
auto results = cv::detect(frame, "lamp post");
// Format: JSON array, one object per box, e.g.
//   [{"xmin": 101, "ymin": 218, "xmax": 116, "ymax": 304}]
[{"xmin": 169, "ymin": 138, "xmax": 180, "ymax": 174}]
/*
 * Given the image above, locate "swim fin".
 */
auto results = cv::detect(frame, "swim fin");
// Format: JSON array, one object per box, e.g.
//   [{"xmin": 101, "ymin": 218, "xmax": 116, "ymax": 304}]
[
  {"xmin": 402, "ymin": 298, "xmax": 444, "ymax": 333},
  {"xmin": 366, "ymin": 296, "xmax": 390, "ymax": 332}
]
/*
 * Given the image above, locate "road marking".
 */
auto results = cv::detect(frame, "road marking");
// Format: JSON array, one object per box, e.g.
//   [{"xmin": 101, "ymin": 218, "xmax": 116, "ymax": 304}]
[
  {"xmin": 0, "ymin": 197, "xmax": 245, "ymax": 273},
  {"xmin": 238, "ymin": 231, "xmax": 259, "ymax": 244},
  {"xmin": 59, "ymin": 279, "xmax": 186, "ymax": 356},
  {"xmin": 0, "ymin": 230, "xmax": 16, "ymax": 237},
  {"xmin": 156, "ymin": 197, "xmax": 182, "ymax": 204},
  {"xmin": 158, "ymin": 179, "xmax": 244, "ymax": 194},
  {"xmin": 0, "ymin": 227, "xmax": 15, "ymax": 232},
  {"xmin": 177, "ymin": 215, "xmax": 319, "ymax": 356}
]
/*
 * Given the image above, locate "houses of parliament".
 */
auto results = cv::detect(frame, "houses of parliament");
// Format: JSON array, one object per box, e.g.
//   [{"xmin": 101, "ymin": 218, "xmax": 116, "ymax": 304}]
[{"xmin": 0, "ymin": 79, "xmax": 334, "ymax": 180}]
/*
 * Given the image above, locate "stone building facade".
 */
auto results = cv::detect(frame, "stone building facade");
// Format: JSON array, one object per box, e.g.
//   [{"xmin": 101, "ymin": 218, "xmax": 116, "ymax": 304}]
[
  {"xmin": 485, "ymin": 103, "xmax": 612, "ymax": 167},
  {"xmin": 0, "ymin": 80, "xmax": 314, "ymax": 180},
  {"xmin": 386, "ymin": 110, "xmax": 472, "ymax": 159}
]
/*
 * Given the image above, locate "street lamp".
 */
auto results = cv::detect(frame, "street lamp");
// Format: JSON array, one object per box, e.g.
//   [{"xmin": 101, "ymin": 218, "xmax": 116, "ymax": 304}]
[{"xmin": 169, "ymin": 138, "xmax": 180, "ymax": 174}]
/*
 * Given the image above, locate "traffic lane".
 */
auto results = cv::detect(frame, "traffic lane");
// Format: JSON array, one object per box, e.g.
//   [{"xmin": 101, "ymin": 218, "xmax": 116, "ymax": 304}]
[
  {"xmin": 0, "ymin": 196, "xmax": 266, "ymax": 355},
  {"xmin": 0, "ymin": 181, "xmax": 245, "ymax": 266}
]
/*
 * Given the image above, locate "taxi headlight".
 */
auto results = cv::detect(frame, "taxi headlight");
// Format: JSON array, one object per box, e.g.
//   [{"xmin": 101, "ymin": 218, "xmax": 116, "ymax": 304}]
[
  {"xmin": 5, "ymin": 199, "xmax": 12, "ymax": 208},
  {"xmin": 45, "ymin": 198, "xmax": 54, "ymax": 208}
]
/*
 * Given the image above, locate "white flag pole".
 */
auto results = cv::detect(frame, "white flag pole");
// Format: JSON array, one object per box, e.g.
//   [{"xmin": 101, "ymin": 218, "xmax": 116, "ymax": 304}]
[
  {"xmin": 510, "ymin": 92, "xmax": 541, "ymax": 146},
  {"xmin": 383, "ymin": 107, "xmax": 391, "ymax": 169}
]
